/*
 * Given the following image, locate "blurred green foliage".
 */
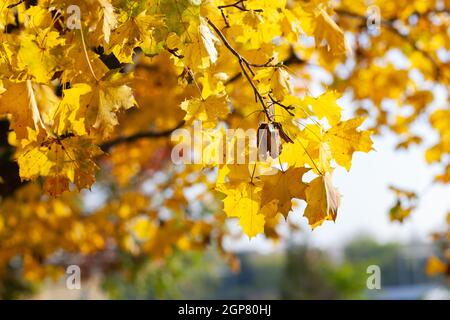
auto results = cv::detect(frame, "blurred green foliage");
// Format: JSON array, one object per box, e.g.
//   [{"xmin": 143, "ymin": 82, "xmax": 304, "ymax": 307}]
[{"xmin": 280, "ymin": 245, "xmax": 366, "ymax": 299}]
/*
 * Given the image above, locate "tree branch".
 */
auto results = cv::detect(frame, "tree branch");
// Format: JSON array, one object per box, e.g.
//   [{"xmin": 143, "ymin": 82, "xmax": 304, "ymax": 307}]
[
  {"xmin": 224, "ymin": 48, "xmax": 306, "ymax": 85},
  {"xmin": 206, "ymin": 17, "xmax": 274, "ymax": 121},
  {"xmin": 218, "ymin": 0, "xmax": 261, "ymax": 12},
  {"xmin": 102, "ymin": 16, "xmax": 309, "ymax": 150},
  {"xmin": 100, "ymin": 121, "xmax": 185, "ymax": 152},
  {"xmin": 218, "ymin": 0, "xmax": 263, "ymax": 27}
]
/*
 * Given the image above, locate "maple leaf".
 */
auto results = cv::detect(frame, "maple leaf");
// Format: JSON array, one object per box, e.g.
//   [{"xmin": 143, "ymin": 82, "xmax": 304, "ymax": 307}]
[
  {"xmin": 78, "ymin": 75, "xmax": 136, "ymax": 137},
  {"xmin": 325, "ymin": 118, "xmax": 373, "ymax": 171},
  {"xmin": 303, "ymin": 91, "xmax": 342, "ymax": 126},
  {"xmin": 52, "ymin": 84, "xmax": 92, "ymax": 136},
  {"xmin": 17, "ymin": 138, "xmax": 54, "ymax": 180},
  {"xmin": 98, "ymin": 0, "xmax": 118, "ymax": 43},
  {"xmin": 62, "ymin": 39, "xmax": 109, "ymax": 84},
  {"xmin": 110, "ymin": 10, "xmax": 164, "ymax": 62},
  {"xmin": 216, "ymin": 162, "xmax": 282, "ymax": 238},
  {"xmin": 17, "ymin": 30, "xmax": 64, "ymax": 83},
  {"xmin": 217, "ymin": 164, "xmax": 254, "ymax": 185},
  {"xmin": 220, "ymin": 181, "xmax": 265, "ymax": 238},
  {"xmin": 199, "ymin": 17, "xmax": 220, "ymax": 65},
  {"xmin": 279, "ymin": 136, "xmax": 310, "ymax": 168},
  {"xmin": 18, "ymin": 131, "xmax": 102, "ymax": 195},
  {"xmin": 313, "ymin": 8, "xmax": 346, "ymax": 55},
  {"xmin": 271, "ymin": 68, "xmax": 293, "ymax": 101},
  {"xmin": 176, "ymin": 16, "xmax": 221, "ymax": 70},
  {"xmin": 254, "ymin": 67, "xmax": 293, "ymax": 101},
  {"xmin": 180, "ymin": 94, "xmax": 230, "ymax": 128},
  {"xmin": 261, "ymin": 167, "xmax": 309, "ymax": 218},
  {"xmin": 426, "ymin": 109, "xmax": 450, "ymax": 165},
  {"xmin": 280, "ymin": 125, "xmax": 332, "ymax": 174},
  {"xmin": 0, "ymin": 80, "xmax": 45, "ymax": 139},
  {"xmin": 44, "ymin": 175, "xmax": 70, "ymax": 197},
  {"xmin": 304, "ymin": 173, "xmax": 341, "ymax": 229},
  {"xmin": 0, "ymin": 0, "xmax": 445, "ymax": 282}
]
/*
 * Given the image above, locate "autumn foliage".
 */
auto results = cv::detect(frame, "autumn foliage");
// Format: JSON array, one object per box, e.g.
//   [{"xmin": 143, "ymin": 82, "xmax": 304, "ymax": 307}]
[{"xmin": 0, "ymin": 0, "xmax": 448, "ymax": 286}]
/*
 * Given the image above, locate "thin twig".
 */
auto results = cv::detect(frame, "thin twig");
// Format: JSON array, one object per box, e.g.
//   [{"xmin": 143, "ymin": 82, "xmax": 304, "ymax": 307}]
[
  {"xmin": 80, "ymin": 24, "xmax": 99, "ymax": 82},
  {"xmin": 101, "ymin": 121, "xmax": 186, "ymax": 152},
  {"xmin": 218, "ymin": 0, "xmax": 263, "ymax": 13},
  {"xmin": 165, "ymin": 47, "xmax": 184, "ymax": 59},
  {"xmin": 224, "ymin": 48, "xmax": 306, "ymax": 85},
  {"xmin": 206, "ymin": 17, "xmax": 272, "ymax": 121},
  {"xmin": 269, "ymin": 94, "xmax": 295, "ymax": 116}
]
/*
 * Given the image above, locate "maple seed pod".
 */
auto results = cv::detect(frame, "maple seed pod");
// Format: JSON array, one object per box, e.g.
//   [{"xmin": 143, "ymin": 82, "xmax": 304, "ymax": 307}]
[
  {"xmin": 272, "ymin": 122, "xmax": 294, "ymax": 144},
  {"xmin": 257, "ymin": 122, "xmax": 283, "ymax": 160}
]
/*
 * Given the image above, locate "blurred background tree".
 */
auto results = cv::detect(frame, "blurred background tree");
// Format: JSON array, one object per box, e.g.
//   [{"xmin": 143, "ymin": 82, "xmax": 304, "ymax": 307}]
[{"xmin": 0, "ymin": 0, "xmax": 448, "ymax": 299}]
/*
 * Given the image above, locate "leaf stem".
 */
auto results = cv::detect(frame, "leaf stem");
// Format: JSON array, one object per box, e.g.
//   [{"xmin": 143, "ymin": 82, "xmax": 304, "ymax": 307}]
[{"xmin": 79, "ymin": 24, "xmax": 99, "ymax": 82}]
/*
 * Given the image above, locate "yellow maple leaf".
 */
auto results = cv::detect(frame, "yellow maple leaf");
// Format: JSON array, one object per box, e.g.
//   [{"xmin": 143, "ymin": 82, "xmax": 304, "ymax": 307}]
[
  {"xmin": 199, "ymin": 17, "xmax": 220, "ymax": 64},
  {"xmin": 261, "ymin": 167, "xmax": 309, "ymax": 218},
  {"xmin": 98, "ymin": 0, "xmax": 118, "ymax": 43},
  {"xmin": 254, "ymin": 67, "xmax": 293, "ymax": 101},
  {"xmin": 110, "ymin": 10, "xmax": 164, "ymax": 62},
  {"xmin": 78, "ymin": 75, "xmax": 136, "ymax": 137},
  {"xmin": 176, "ymin": 17, "xmax": 220, "ymax": 70},
  {"xmin": 279, "ymin": 136, "xmax": 310, "ymax": 168},
  {"xmin": 313, "ymin": 8, "xmax": 346, "ymax": 55},
  {"xmin": 280, "ymin": 125, "xmax": 332, "ymax": 174},
  {"xmin": 180, "ymin": 94, "xmax": 230, "ymax": 128},
  {"xmin": 18, "ymin": 131, "xmax": 102, "ymax": 195},
  {"xmin": 304, "ymin": 173, "xmax": 341, "ymax": 229},
  {"xmin": 219, "ymin": 181, "xmax": 265, "ymax": 238},
  {"xmin": 272, "ymin": 68, "xmax": 293, "ymax": 101},
  {"xmin": 303, "ymin": 91, "xmax": 342, "ymax": 126},
  {"xmin": 18, "ymin": 143, "xmax": 54, "ymax": 179},
  {"xmin": 0, "ymin": 80, "xmax": 45, "ymax": 139},
  {"xmin": 426, "ymin": 256, "xmax": 447, "ymax": 276},
  {"xmin": 52, "ymin": 84, "xmax": 92, "ymax": 136},
  {"xmin": 17, "ymin": 29, "xmax": 64, "ymax": 83},
  {"xmin": 325, "ymin": 118, "xmax": 373, "ymax": 171}
]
